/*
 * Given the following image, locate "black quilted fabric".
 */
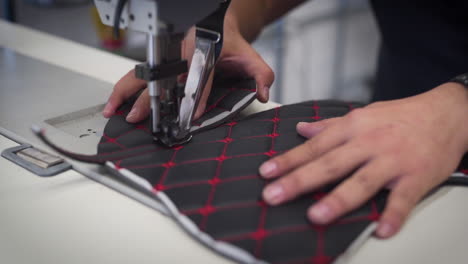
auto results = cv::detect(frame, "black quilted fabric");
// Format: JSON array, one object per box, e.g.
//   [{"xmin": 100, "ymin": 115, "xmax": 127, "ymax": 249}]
[
  {"xmin": 35, "ymin": 79, "xmax": 468, "ymax": 264},
  {"xmin": 97, "ymin": 99, "xmax": 389, "ymax": 264}
]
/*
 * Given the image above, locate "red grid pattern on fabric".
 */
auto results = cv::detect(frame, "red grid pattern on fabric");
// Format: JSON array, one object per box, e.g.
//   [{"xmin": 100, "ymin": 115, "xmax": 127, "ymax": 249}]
[
  {"xmin": 35, "ymin": 77, "xmax": 468, "ymax": 264},
  {"xmin": 94, "ymin": 100, "xmax": 390, "ymax": 264}
]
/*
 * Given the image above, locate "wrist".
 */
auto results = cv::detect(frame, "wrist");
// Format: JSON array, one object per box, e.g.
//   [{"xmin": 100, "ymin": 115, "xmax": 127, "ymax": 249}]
[
  {"xmin": 224, "ymin": 11, "xmax": 243, "ymax": 39},
  {"xmin": 430, "ymin": 83, "xmax": 468, "ymax": 151},
  {"xmin": 225, "ymin": 0, "xmax": 268, "ymax": 42}
]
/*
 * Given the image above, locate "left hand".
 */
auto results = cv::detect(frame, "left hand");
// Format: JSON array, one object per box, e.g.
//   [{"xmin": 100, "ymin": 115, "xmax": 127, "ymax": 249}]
[
  {"xmin": 259, "ymin": 83, "xmax": 468, "ymax": 238},
  {"xmin": 103, "ymin": 14, "xmax": 274, "ymax": 123}
]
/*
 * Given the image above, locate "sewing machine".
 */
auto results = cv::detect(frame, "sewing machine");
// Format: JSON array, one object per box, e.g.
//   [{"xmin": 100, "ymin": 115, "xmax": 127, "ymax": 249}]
[
  {"xmin": 1, "ymin": 8, "xmax": 468, "ymax": 263},
  {"xmin": 94, "ymin": 0, "xmax": 230, "ymax": 146}
]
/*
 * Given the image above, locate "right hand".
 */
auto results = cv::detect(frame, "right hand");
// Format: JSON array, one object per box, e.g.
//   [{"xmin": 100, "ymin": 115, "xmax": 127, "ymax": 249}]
[{"xmin": 102, "ymin": 16, "xmax": 275, "ymax": 123}]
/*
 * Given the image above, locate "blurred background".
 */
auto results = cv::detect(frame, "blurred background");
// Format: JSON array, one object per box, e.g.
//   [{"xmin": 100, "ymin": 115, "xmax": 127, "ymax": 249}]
[{"xmin": 0, "ymin": 0, "xmax": 380, "ymax": 104}]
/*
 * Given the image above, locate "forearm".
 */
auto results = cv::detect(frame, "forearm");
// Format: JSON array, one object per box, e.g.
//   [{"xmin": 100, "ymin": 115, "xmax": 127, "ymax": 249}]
[
  {"xmin": 226, "ymin": 0, "xmax": 307, "ymax": 42},
  {"xmin": 447, "ymin": 83, "xmax": 468, "ymax": 152}
]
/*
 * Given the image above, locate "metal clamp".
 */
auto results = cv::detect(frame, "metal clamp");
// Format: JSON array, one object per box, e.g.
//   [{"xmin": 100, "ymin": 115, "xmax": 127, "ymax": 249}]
[
  {"xmin": 1, "ymin": 144, "xmax": 71, "ymax": 177},
  {"xmin": 174, "ymin": 29, "xmax": 219, "ymax": 143}
]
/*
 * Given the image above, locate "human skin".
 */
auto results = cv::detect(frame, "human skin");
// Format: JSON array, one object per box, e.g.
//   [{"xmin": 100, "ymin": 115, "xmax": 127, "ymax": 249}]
[
  {"xmin": 259, "ymin": 83, "xmax": 468, "ymax": 238},
  {"xmin": 103, "ymin": 0, "xmax": 468, "ymax": 238},
  {"xmin": 102, "ymin": 0, "xmax": 306, "ymax": 122}
]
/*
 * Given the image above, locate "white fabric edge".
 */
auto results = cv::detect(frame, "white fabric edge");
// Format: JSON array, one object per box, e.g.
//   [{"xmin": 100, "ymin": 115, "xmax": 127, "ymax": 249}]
[
  {"xmin": 107, "ymin": 162, "xmax": 267, "ymax": 264},
  {"xmin": 105, "ymin": 161, "xmax": 169, "ymax": 215},
  {"xmin": 190, "ymin": 93, "xmax": 257, "ymax": 132},
  {"xmin": 156, "ymin": 191, "xmax": 267, "ymax": 264},
  {"xmin": 451, "ymin": 172, "xmax": 468, "ymax": 177},
  {"xmin": 333, "ymin": 222, "xmax": 378, "ymax": 264}
]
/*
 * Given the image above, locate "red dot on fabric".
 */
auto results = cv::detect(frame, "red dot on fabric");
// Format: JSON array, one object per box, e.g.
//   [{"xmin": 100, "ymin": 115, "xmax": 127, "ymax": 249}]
[
  {"xmin": 114, "ymin": 110, "xmax": 125, "ymax": 116},
  {"xmin": 312, "ymin": 255, "xmax": 332, "ymax": 264},
  {"xmin": 264, "ymin": 150, "xmax": 278, "ymax": 157},
  {"xmin": 107, "ymin": 137, "xmax": 117, "ymax": 143},
  {"xmin": 208, "ymin": 178, "xmax": 221, "ymax": 185},
  {"xmin": 250, "ymin": 228, "xmax": 269, "ymax": 240},
  {"xmin": 135, "ymin": 124, "xmax": 146, "ymax": 129},
  {"xmin": 163, "ymin": 161, "xmax": 176, "ymax": 168},
  {"xmin": 268, "ymin": 133, "xmax": 280, "ymax": 138},
  {"xmin": 114, "ymin": 161, "xmax": 122, "ymax": 170},
  {"xmin": 173, "ymin": 145, "xmax": 184, "ymax": 151},
  {"xmin": 220, "ymin": 137, "xmax": 233, "ymax": 143},
  {"xmin": 313, "ymin": 192, "xmax": 327, "ymax": 200},
  {"xmin": 155, "ymin": 184, "xmax": 166, "ymax": 191},
  {"xmin": 226, "ymin": 121, "xmax": 237, "ymax": 127},
  {"xmin": 198, "ymin": 205, "xmax": 216, "ymax": 216},
  {"xmin": 215, "ymin": 155, "xmax": 228, "ymax": 162},
  {"xmin": 313, "ymin": 116, "xmax": 322, "ymax": 120},
  {"xmin": 271, "ymin": 117, "xmax": 280, "ymax": 123},
  {"xmin": 367, "ymin": 211, "xmax": 381, "ymax": 221}
]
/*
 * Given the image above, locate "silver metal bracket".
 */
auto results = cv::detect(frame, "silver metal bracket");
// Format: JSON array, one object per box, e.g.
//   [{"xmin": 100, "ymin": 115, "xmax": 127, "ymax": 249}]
[
  {"xmin": 175, "ymin": 28, "xmax": 221, "ymax": 142},
  {"xmin": 1, "ymin": 144, "xmax": 71, "ymax": 177}
]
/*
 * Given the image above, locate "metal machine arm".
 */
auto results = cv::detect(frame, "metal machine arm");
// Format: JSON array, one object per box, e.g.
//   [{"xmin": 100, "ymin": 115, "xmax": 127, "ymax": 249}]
[{"xmin": 94, "ymin": 0, "xmax": 230, "ymax": 147}]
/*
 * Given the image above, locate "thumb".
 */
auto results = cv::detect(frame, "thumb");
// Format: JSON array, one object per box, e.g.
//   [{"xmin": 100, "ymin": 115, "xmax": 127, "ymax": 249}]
[
  {"xmin": 296, "ymin": 118, "xmax": 341, "ymax": 138},
  {"xmin": 248, "ymin": 51, "xmax": 275, "ymax": 103},
  {"xmin": 221, "ymin": 38, "xmax": 275, "ymax": 103}
]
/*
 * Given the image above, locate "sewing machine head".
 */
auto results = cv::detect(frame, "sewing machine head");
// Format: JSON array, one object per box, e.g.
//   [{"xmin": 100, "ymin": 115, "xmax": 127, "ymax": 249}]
[{"xmin": 94, "ymin": 0, "xmax": 230, "ymax": 147}]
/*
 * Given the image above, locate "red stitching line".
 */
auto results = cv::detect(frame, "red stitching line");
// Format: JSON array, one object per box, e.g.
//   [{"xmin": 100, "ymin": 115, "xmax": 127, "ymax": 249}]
[
  {"xmin": 96, "ymin": 144, "xmax": 159, "ymax": 156},
  {"xmin": 312, "ymin": 100, "xmax": 321, "ymax": 120},
  {"xmin": 204, "ymin": 90, "xmax": 231, "ymax": 113},
  {"xmin": 97, "ymin": 114, "xmax": 318, "ymax": 159},
  {"xmin": 95, "ymin": 102, "xmax": 383, "ymax": 264},
  {"xmin": 102, "ymin": 134, "xmax": 127, "ymax": 149},
  {"xmin": 199, "ymin": 124, "xmax": 234, "ymax": 231},
  {"xmin": 164, "ymin": 174, "xmax": 259, "ymax": 191},
  {"xmin": 312, "ymin": 225, "xmax": 330, "ymax": 264},
  {"xmin": 182, "ymin": 200, "xmax": 260, "ymax": 215},
  {"xmin": 153, "ymin": 148, "xmax": 180, "ymax": 191},
  {"xmin": 123, "ymin": 152, "xmax": 267, "ymax": 170},
  {"xmin": 253, "ymin": 201, "xmax": 269, "ymax": 257}
]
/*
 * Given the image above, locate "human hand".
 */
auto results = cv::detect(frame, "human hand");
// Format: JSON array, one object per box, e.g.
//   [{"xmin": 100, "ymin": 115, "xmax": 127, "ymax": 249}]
[
  {"xmin": 102, "ymin": 15, "xmax": 274, "ymax": 123},
  {"xmin": 259, "ymin": 83, "xmax": 468, "ymax": 238}
]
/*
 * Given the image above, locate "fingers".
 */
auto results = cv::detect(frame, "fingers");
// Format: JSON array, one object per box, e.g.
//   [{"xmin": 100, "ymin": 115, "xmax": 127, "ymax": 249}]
[
  {"xmin": 103, "ymin": 69, "xmax": 147, "ymax": 118},
  {"xmin": 241, "ymin": 49, "xmax": 274, "ymax": 103},
  {"xmin": 307, "ymin": 158, "xmax": 395, "ymax": 224},
  {"xmin": 259, "ymin": 121, "xmax": 348, "ymax": 179},
  {"xmin": 376, "ymin": 177, "xmax": 432, "ymax": 238},
  {"xmin": 222, "ymin": 38, "xmax": 274, "ymax": 103},
  {"xmin": 296, "ymin": 118, "xmax": 341, "ymax": 139},
  {"xmin": 126, "ymin": 88, "xmax": 151, "ymax": 123},
  {"xmin": 252, "ymin": 60, "xmax": 275, "ymax": 103},
  {"xmin": 262, "ymin": 141, "xmax": 371, "ymax": 205}
]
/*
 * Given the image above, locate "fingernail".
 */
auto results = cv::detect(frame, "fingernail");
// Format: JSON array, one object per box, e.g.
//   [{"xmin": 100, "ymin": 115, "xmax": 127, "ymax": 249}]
[
  {"xmin": 103, "ymin": 103, "xmax": 113, "ymax": 117},
  {"xmin": 126, "ymin": 108, "xmax": 138, "ymax": 122},
  {"xmin": 297, "ymin": 122, "xmax": 322, "ymax": 138},
  {"xmin": 309, "ymin": 203, "xmax": 332, "ymax": 223},
  {"xmin": 297, "ymin": 122, "xmax": 308, "ymax": 130},
  {"xmin": 377, "ymin": 222, "xmax": 394, "ymax": 238},
  {"xmin": 263, "ymin": 184, "xmax": 284, "ymax": 205},
  {"xmin": 259, "ymin": 161, "xmax": 277, "ymax": 178}
]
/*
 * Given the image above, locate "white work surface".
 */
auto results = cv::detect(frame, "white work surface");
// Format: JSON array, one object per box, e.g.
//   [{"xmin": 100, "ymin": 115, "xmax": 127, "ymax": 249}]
[{"xmin": 1, "ymin": 20, "xmax": 468, "ymax": 264}]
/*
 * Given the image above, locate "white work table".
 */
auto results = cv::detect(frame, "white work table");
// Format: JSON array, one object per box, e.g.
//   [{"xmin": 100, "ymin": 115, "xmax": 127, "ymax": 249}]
[{"xmin": 1, "ymin": 19, "xmax": 467, "ymax": 264}]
